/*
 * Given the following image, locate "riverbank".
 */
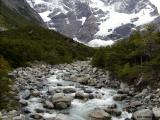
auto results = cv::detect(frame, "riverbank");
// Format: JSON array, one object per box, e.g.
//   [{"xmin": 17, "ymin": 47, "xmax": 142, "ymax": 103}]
[{"xmin": 0, "ymin": 61, "xmax": 160, "ymax": 120}]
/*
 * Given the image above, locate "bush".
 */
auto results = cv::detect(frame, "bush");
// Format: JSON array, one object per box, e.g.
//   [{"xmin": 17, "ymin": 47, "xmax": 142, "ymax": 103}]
[{"xmin": 0, "ymin": 57, "xmax": 15, "ymax": 110}]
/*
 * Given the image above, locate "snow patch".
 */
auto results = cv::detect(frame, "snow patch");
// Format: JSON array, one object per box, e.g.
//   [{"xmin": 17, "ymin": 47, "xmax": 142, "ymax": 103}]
[
  {"xmin": 88, "ymin": 39, "xmax": 114, "ymax": 47},
  {"xmin": 78, "ymin": 17, "xmax": 87, "ymax": 25},
  {"xmin": 73, "ymin": 37, "xmax": 84, "ymax": 44},
  {"xmin": 39, "ymin": 11, "xmax": 52, "ymax": 22},
  {"xmin": 149, "ymin": 0, "xmax": 160, "ymax": 14},
  {"xmin": 65, "ymin": 18, "xmax": 70, "ymax": 24},
  {"xmin": 96, "ymin": 6, "xmax": 157, "ymax": 36},
  {"xmin": 34, "ymin": 0, "xmax": 46, "ymax": 5}
]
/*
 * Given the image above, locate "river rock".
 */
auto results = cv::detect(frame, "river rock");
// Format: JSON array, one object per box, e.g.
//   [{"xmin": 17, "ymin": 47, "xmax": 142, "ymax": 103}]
[
  {"xmin": 84, "ymin": 89, "xmax": 93, "ymax": 93},
  {"xmin": 113, "ymin": 94, "xmax": 127, "ymax": 101},
  {"xmin": 19, "ymin": 99, "xmax": 28, "ymax": 106},
  {"xmin": 75, "ymin": 92, "xmax": 87, "ymax": 99},
  {"xmin": 63, "ymin": 88, "xmax": 76, "ymax": 93},
  {"xmin": 77, "ymin": 77, "xmax": 89, "ymax": 85},
  {"xmin": 30, "ymin": 113, "xmax": 43, "ymax": 119},
  {"xmin": 125, "ymin": 102, "xmax": 143, "ymax": 112},
  {"xmin": 132, "ymin": 109, "xmax": 153, "ymax": 120},
  {"xmin": 125, "ymin": 118, "xmax": 131, "ymax": 120},
  {"xmin": 13, "ymin": 114, "xmax": 25, "ymax": 120},
  {"xmin": 117, "ymin": 89, "xmax": 129, "ymax": 95},
  {"xmin": 120, "ymin": 82, "xmax": 129, "ymax": 90},
  {"xmin": 104, "ymin": 109, "xmax": 121, "ymax": 117},
  {"xmin": 57, "ymin": 83, "xmax": 63, "ymax": 86},
  {"xmin": 52, "ymin": 93, "xmax": 72, "ymax": 109},
  {"xmin": 48, "ymin": 87, "xmax": 55, "ymax": 95},
  {"xmin": 8, "ymin": 110, "xmax": 18, "ymax": 118},
  {"xmin": 55, "ymin": 88, "xmax": 63, "ymax": 93},
  {"xmin": 88, "ymin": 79, "xmax": 97, "ymax": 86},
  {"xmin": 107, "ymin": 104, "xmax": 117, "ymax": 109},
  {"xmin": 21, "ymin": 90, "xmax": 31, "ymax": 99},
  {"xmin": 88, "ymin": 94, "xmax": 94, "ymax": 99},
  {"xmin": 22, "ymin": 107, "xmax": 32, "ymax": 114},
  {"xmin": 89, "ymin": 109, "xmax": 111, "ymax": 120},
  {"xmin": 35, "ymin": 108, "xmax": 45, "ymax": 113},
  {"xmin": 44, "ymin": 100, "xmax": 54, "ymax": 109},
  {"xmin": 32, "ymin": 90, "xmax": 41, "ymax": 97},
  {"xmin": 152, "ymin": 107, "xmax": 160, "ymax": 119},
  {"xmin": 135, "ymin": 89, "xmax": 148, "ymax": 98}
]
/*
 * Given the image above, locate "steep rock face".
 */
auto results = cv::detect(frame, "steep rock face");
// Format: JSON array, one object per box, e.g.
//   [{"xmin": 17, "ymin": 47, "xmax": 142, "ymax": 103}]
[
  {"xmin": 152, "ymin": 16, "xmax": 160, "ymax": 31},
  {"xmin": 26, "ymin": 0, "xmax": 159, "ymax": 43},
  {"xmin": 0, "ymin": 0, "xmax": 46, "ymax": 28}
]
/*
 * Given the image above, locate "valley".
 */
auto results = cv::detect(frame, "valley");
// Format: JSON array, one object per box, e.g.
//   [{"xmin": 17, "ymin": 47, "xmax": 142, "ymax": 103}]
[{"xmin": 0, "ymin": 0, "xmax": 160, "ymax": 119}]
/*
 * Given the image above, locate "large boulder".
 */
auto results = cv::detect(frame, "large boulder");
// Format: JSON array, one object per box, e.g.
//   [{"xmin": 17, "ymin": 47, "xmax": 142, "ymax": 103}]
[
  {"xmin": 132, "ymin": 109, "xmax": 153, "ymax": 120},
  {"xmin": 88, "ymin": 109, "xmax": 111, "ymax": 120},
  {"xmin": 51, "ymin": 93, "xmax": 72, "ymax": 109}
]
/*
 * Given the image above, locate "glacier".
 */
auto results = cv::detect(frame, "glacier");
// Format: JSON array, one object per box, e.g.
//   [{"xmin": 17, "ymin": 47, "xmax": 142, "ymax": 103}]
[{"xmin": 26, "ymin": 0, "xmax": 160, "ymax": 47}]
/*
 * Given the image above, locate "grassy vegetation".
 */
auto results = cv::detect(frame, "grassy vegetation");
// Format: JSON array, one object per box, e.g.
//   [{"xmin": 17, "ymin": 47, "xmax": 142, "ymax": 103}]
[{"xmin": 92, "ymin": 25, "xmax": 160, "ymax": 88}]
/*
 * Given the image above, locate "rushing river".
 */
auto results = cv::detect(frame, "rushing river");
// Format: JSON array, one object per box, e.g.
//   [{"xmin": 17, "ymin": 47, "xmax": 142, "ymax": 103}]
[{"xmin": 21, "ymin": 69, "xmax": 132, "ymax": 120}]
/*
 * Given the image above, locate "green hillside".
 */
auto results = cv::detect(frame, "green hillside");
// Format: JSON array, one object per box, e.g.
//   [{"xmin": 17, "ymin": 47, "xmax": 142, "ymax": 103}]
[
  {"xmin": 0, "ymin": 26, "xmax": 94, "ymax": 67},
  {"xmin": 92, "ymin": 25, "xmax": 160, "ymax": 89}
]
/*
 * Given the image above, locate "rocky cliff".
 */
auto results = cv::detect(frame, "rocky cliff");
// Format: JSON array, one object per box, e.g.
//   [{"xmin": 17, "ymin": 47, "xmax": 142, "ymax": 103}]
[{"xmin": 26, "ymin": 0, "xmax": 160, "ymax": 45}]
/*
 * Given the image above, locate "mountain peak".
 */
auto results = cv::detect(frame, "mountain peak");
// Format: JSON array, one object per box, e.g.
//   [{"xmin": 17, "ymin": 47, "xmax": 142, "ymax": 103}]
[{"xmin": 26, "ymin": 0, "xmax": 159, "ymax": 46}]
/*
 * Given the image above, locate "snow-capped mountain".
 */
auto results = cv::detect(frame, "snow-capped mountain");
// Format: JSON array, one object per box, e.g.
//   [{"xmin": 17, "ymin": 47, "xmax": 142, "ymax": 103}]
[{"xmin": 26, "ymin": 0, "xmax": 160, "ymax": 45}]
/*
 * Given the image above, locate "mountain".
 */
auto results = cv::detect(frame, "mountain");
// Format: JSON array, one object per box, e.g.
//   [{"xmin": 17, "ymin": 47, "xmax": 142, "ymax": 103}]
[
  {"xmin": 0, "ymin": 0, "xmax": 46, "ymax": 30},
  {"xmin": 26, "ymin": 0, "xmax": 160, "ymax": 46}
]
